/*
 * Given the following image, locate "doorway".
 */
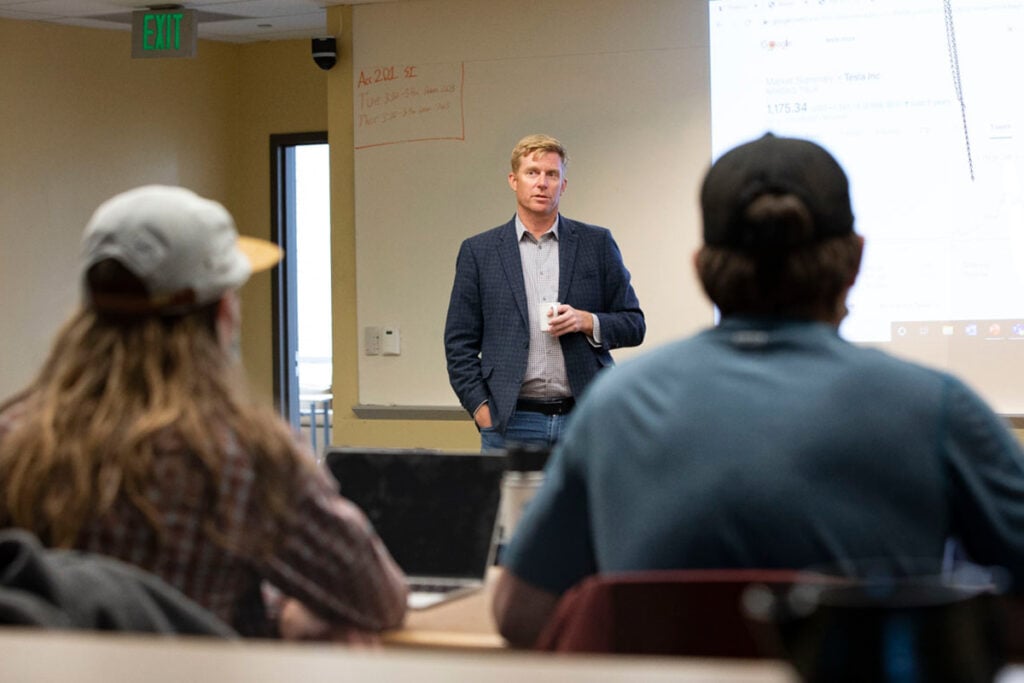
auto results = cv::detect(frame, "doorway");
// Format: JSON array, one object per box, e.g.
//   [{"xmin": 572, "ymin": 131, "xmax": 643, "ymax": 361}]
[{"xmin": 270, "ymin": 132, "xmax": 332, "ymax": 453}]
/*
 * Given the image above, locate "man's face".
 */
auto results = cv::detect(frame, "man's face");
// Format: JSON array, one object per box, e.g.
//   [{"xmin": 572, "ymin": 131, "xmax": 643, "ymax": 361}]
[{"xmin": 508, "ymin": 151, "xmax": 567, "ymax": 221}]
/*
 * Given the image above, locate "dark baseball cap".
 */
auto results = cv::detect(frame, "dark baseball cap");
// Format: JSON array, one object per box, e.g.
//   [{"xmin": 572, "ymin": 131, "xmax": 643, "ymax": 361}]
[{"xmin": 701, "ymin": 133, "xmax": 854, "ymax": 251}]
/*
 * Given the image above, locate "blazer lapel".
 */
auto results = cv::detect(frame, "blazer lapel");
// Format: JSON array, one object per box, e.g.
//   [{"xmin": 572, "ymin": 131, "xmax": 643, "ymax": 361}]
[
  {"xmin": 558, "ymin": 216, "xmax": 579, "ymax": 302},
  {"xmin": 497, "ymin": 219, "xmax": 529, "ymax": 328}
]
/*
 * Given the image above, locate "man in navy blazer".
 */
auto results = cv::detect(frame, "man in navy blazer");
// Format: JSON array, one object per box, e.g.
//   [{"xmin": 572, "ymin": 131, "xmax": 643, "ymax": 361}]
[{"xmin": 444, "ymin": 134, "xmax": 645, "ymax": 451}]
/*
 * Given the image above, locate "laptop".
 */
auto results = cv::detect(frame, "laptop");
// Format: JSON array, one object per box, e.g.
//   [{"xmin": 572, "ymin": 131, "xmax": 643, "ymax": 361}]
[{"xmin": 325, "ymin": 447, "xmax": 507, "ymax": 610}]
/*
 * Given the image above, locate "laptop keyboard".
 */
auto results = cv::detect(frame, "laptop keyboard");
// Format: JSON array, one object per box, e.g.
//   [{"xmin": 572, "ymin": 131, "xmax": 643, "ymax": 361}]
[{"xmin": 409, "ymin": 582, "xmax": 464, "ymax": 594}]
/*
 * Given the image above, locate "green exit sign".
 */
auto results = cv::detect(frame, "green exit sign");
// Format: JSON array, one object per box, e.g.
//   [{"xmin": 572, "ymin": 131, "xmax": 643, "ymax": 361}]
[{"xmin": 131, "ymin": 9, "xmax": 197, "ymax": 58}]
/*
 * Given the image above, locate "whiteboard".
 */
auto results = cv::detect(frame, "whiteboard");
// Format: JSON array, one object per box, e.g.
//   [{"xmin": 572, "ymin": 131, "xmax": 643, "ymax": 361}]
[{"xmin": 353, "ymin": 0, "xmax": 713, "ymax": 407}]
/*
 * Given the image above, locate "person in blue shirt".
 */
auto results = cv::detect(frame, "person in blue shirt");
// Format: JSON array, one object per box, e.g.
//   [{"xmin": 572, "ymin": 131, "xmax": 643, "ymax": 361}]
[{"xmin": 492, "ymin": 133, "xmax": 1024, "ymax": 647}]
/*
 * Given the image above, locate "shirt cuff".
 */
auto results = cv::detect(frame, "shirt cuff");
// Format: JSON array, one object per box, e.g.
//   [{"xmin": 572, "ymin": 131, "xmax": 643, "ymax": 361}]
[{"xmin": 587, "ymin": 314, "xmax": 602, "ymax": 347}]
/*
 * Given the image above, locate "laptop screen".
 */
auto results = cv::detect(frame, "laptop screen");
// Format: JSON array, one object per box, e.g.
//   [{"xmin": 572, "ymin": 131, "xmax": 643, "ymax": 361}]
[{"xmin": 325, "ymin": 448, "xmax": 507, "ymax": 580}]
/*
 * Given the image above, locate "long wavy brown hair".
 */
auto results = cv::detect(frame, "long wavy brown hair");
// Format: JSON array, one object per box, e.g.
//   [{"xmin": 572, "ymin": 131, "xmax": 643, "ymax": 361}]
[{"xmin": 0, "ymin": 261, "xmax": 305, "ymax": 556}]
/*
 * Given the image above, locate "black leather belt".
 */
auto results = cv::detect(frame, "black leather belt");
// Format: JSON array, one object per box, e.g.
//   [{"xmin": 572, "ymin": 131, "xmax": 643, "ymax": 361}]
[{"xmin": 515, "ymin": 397, "xmax": 575, "ymax": 416}]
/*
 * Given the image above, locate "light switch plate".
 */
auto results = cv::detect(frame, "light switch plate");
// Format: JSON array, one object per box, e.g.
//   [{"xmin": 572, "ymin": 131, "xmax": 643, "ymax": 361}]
[{"xmin": 365, "ymin": 326, "xmax": 381, "ymax": 355}]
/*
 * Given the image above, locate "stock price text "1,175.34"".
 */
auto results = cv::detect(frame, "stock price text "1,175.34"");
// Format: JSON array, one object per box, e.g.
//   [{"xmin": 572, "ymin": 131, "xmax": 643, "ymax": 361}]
[{"xmin": 767, "ymin": 101, "xmax": 808, "ymax": 115}]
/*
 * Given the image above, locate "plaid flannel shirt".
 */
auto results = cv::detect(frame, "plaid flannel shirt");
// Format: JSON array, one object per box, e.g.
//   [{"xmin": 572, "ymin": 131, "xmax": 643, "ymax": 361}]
[{"xmin": 0, "ymin": 401, "xmax": 407, "ymax": 637}]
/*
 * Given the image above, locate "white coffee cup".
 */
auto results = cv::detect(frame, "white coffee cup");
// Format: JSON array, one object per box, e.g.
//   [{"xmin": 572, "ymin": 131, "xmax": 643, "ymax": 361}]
[{"xmin": 538, "ymin": 302, "xmax": 559, "ymax": 331}]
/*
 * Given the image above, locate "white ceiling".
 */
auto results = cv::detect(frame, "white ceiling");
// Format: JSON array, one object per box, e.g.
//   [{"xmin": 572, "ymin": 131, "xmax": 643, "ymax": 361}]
[{"xmin": 0, "ymin": 0, "xmax": 395, "ymax": 43}]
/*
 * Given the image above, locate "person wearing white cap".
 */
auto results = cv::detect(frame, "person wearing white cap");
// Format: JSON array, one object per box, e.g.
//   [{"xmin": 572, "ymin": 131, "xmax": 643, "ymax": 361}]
[{"xmin": 0, "ymin": 185, "xmax": 407, "ymax": 639}]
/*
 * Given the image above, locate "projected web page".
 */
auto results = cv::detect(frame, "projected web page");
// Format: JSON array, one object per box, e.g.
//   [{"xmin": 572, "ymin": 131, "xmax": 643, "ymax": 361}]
[{"xmin": 709, "ymin": 0, "xmax": 1024, "ymax": 412}]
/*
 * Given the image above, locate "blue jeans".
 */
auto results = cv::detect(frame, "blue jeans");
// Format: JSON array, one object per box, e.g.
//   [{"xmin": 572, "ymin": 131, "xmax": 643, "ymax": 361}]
[{"xmin": 480, "ymin": 409, "xmax": 570, "ymax": 452}]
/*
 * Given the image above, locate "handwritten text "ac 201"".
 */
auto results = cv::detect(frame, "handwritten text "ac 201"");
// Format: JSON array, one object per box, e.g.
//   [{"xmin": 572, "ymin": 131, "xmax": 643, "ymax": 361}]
[{"xmin": 357, "ymin": 65, "xmax": 418, "ymax": 87}]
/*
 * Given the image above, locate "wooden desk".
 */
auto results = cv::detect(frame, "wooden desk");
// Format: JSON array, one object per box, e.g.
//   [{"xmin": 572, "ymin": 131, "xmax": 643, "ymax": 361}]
[
  {"xmin": 383, "ymin": 567, "xmax": 505, "ymax": 649},
  {"xmin": 0, "ymin": 629, "xmax": 802, "ymax": 683},
  {"xmin": 378, "ymin": 569, "xmax": 1024, "ymax": 682}
]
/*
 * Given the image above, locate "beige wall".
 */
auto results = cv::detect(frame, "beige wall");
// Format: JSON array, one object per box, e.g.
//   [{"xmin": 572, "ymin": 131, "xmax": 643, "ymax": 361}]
[
  {"xmin": 325, "ymin": 7, "xmax": 478, "ymax": 450},
  {"xmin": 230, "ymin": 40, "xmax": 329, "ymax": 401},
  {"xmin": 1, "ymin": 18, "xmax": 235, "ymax": 394},
  {"xmin": 0, "ymin": 14, "xmax": 475, "ymax": 451}
]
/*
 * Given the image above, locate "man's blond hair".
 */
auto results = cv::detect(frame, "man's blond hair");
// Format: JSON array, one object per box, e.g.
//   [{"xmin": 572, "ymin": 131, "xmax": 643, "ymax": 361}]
[{"xmin": 510, "ymin": 134, "xmax": 569, "ymax": 173}]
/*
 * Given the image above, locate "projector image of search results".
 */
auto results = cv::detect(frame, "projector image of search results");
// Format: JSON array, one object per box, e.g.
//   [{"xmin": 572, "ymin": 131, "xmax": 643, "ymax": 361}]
[{"xmin": 891, "ymin": 320, "xmax": 1024, "ymax": 343}]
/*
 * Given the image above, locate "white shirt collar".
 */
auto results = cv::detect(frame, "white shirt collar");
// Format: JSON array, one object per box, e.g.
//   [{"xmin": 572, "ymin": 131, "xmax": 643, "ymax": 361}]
[{"xmin": 515, "ymin": 213, "xmax": 560, "ymax": 241}]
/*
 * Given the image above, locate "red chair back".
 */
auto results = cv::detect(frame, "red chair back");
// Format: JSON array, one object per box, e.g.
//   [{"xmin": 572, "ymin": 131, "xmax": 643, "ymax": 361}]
[{"xmin": 534, "ymin": 568, "xmax": 802, "ymax": 657}]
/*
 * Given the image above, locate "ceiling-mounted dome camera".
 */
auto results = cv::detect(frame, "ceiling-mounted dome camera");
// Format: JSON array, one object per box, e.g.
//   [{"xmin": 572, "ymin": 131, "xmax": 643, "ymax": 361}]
[{"xmin": 312, "ymin": 37, "xmax": 337, "ymax": 71}]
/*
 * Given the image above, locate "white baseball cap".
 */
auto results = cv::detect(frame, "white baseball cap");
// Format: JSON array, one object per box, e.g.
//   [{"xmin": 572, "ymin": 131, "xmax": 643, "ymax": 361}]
[{"xmin": 82, "ymin": 185, "xmax": 282, "ymax": 314}]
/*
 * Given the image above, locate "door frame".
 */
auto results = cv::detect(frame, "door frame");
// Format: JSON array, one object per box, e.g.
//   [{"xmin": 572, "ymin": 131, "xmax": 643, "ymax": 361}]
[{"xmin": 269, "ymin": 131, "xmax": 328, "ymax": 428}]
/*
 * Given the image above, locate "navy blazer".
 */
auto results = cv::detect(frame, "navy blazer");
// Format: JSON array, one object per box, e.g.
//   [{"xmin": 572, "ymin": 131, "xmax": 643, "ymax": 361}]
[{"xmin": 444, "ymin": 216, "xmax": 645, "ymax": 435}]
